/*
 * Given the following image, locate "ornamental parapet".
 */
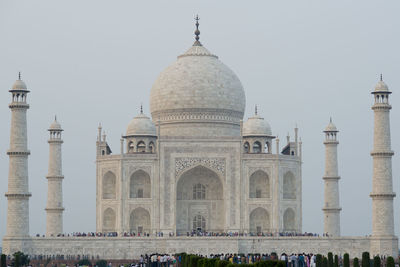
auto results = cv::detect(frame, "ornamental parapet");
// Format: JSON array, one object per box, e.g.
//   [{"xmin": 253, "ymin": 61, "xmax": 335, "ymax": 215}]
[
  {"xmin": 242, "ymin": 153, "xmax": 300, "ymax": 162},
  {"xmin": 323, "ymin": 176, "xmax": 340, "ymax": 180},
  {"xmin": 8, "ymin": 103, "xmax": 30, "ymax": 109},
  {"xmin": 46, "ymin": 175, "xmax": 64, "ymax": 180},
  {"xmin": 152, "ymin": 108, "xmax": 243, "ymax": 125},
  {"xmin": 369, "ymin": 193, "xmax": 396, "ymax": 199},
  {"xmin": 5, "ymin": 193, "xmax": 32, "ymax": 198},
  {"xmin": 370, "ymin": 151, "xmax": 394, "ymax": 157},
  {"xmin": 7, "ymin": 150, "xmax": 30, "ymax": 156}
]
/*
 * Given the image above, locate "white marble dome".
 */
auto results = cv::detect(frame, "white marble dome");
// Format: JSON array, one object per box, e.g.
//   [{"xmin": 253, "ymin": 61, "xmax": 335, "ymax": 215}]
[
  {"xmin": 49, "ymin": 118, "xmax": 62, "ymax": 131},
  {"xmin": 324, "ymin": 120, "xmax": 338, "ymax": 132},
  {"xmin": 374, "ymin": 80, "xmax": 389, "ymax": 92},
  {"xmin": 11, "ymin": 79, "xmax": 27, "ymax": 90},
  {"xmin": 149, "ymin": 43, "xmax": 246, "ymax": 124},
  {"xmin": 243, "ymin": 115, "xmax": 272, "ymax": 136},
  {"xmin": 126, "ymin": 112, "xmax": 156, "ymax": 136}
]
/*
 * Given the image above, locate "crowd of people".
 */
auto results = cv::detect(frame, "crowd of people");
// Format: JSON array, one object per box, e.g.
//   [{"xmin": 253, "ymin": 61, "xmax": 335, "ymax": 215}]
[
  {"xmin": 35, "ymin": 231, "xmax": 321, "ymax": 238},
  {"xmin": 133, "ymin": 253, "xmax": 318, "ymax": 267}
]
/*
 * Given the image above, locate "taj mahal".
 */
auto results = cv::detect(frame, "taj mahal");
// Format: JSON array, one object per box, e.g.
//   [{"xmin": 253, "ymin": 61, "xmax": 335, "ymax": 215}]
[{"xmin": 2, "ymin": 19, "xmax": 398, "ymax": 259}]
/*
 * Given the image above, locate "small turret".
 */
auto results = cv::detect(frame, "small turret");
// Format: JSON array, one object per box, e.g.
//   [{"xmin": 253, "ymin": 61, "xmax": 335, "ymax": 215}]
[
  {"xmin": 124, "ymin": 105, "xmax": 157, "ymax": 154},
  {"xmin": 242, "ymin": 105, "xmax": 274, "ymax": 153},
  {"xmin": 96, "ymin": 123, "xmax": 112, "ymax": 157}
]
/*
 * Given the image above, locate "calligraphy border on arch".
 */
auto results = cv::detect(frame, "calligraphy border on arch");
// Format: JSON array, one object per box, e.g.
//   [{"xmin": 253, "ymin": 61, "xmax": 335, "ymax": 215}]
[{"xmin": 175, "ymin": 157, "xmax": 226, "ymax": 178}]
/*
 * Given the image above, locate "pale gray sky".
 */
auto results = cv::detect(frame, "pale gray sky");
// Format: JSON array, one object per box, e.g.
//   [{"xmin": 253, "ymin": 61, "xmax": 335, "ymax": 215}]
[{"xmin": 0, "ymin": 0, "xmax": 399, "ymax": 241}]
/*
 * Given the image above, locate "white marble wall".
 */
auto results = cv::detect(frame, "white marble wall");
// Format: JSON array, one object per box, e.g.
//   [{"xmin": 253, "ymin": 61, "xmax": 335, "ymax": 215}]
[
  {"xmin": 2, "ymin": 236, "xmax": 398, "ymax": 259},
  {"xmin": 96, "ymin": 137, "xmax": 302, "ymax": 235}
]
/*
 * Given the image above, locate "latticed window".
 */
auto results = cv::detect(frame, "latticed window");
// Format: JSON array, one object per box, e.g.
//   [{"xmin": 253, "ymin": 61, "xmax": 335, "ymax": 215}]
[
  {"xmin": 193, "ymin": 215, "xmax": 206, "ymax": 231},
  {"xmin": 192, "ymin": 183, "xmax": 205, "ymax": 200}
]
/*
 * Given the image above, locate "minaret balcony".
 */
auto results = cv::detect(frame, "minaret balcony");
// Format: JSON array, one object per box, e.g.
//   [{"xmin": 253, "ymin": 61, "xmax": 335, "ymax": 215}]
[
  {"xmin": 372, "ymin": 103, "xmax": 392, "ymax": 110},
  {"xmin": 8, "ymin": 103, "xmax": 29, "ymax": 109},
  {"xmin": 5, "ymin": 193, "xmax": 32, "ymax": 198},
  {"xmin": 369, "ymin": 192, "xmax": 396, "ymax": 199},
  {"xmin": 370, "ymin": 151, "xmax": 394, "ymax": 157},
  {"xmin": 6, "ymin": 150, "xmax": 30, "ymax": 156}
]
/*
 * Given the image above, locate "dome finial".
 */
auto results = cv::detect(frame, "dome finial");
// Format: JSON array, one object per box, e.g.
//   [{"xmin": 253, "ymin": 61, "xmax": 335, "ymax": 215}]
[
  {"xmin": 18, "ymin": 72, "xmax": 21, "ymax": 80},
  {"xmin": 380, "ymin": 73, "xmax": 383, "ymax": 81},
  {"xmin": 330, "ymin": 117, "xmax": 332, "ymax": 123},
  {"xmin": 140, "ymin": 103, "xmax": 143, "ymax": 114},
  {"xmin": 55, "ymin": 115, "xmax": 57, "ymax": 121},
  {"xmin": 193, "ymin": 15, "xmax": 202, "ymax": 46},
  {"xmin": 255, "ymin": 104, "xmax": 258, "ymax": 115}
]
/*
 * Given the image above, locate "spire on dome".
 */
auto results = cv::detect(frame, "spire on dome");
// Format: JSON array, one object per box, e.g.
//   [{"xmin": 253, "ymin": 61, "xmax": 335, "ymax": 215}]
[
  {"xmin": 193, "ymin": 15, "xmax": 202, "ymax": 46},
  {"xmin": 255, "ymin": 105, "xmax": 258, "ymax": 116},
  {"xmin": 140, "ymin": 103, "xmax": 143, "ymax": 114},
  {"xmin": 380, "ymin": 74, "xmax": 383, "ymax": 81},
  {"xmin": 11, "ymin": 72, "xmax": 28, "ymax": 91}
]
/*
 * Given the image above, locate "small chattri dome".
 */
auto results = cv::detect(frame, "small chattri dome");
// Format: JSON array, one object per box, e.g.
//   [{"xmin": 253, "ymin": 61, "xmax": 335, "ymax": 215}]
[
  {"xmin": 11, "ymin": 79, "xmax": 27, "ymax": 90},
  {"xmin": 126, "ymin": 112, "xmax": 156, "ymax": 137},
  {"xmin": 49, "ymin": 117, "xmax": 63, "ymax": 131},
  {"xmin": 324, "ymin": 118, "xmax": 338, "ymax": 132},
  {"xmin": 243, "ymin": 112, "xmax": 272, "ymax": 137},
  {"xmin": 374, "ymin": 80, "xmax": 389, "ymax": 92}
]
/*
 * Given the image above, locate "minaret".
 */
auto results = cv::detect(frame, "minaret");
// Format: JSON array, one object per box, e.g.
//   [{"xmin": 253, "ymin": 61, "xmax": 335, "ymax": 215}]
[
  {"xmin": 45, "ymin": 117, "xmax": 64, "ymax": 236},
  {"xmin": 370, "ymin": 76, "xmax": 396, "ymax": 237},
  {"xmin": 5, "ymin": 73, "xmax": 31, "ymax": 237},
  {"xmin": 322, "ymin": 118, "xmax": 341, "ymax": 237}
]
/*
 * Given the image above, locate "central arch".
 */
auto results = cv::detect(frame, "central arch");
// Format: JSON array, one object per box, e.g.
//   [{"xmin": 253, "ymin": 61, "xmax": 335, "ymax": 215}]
[{"xmin": 176, "ymin": 165, "xmax": 224, "ymax": 234}]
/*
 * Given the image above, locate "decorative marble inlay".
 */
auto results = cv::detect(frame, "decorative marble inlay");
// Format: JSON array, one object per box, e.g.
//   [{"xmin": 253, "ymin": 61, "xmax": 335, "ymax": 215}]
[{"xmin": 175, "ymin": 158, "xmax": 225, "ymax": 177}]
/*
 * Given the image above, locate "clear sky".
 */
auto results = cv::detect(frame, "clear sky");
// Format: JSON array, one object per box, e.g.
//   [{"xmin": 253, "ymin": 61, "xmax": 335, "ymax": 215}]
[{"xmin": 0, "ymin": 0, "xmax": 399, "ymax": 241}]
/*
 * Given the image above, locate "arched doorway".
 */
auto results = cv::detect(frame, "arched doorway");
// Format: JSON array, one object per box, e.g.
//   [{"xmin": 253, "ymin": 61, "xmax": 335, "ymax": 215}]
[
  {"xmin": 283, "ymin": 208, "xmax": 296, "ymax": 232},
  {"xmin": 249, "ymin": 207, "xmax": 270, "ymax": 234},
  {"xmin": 283, "ymin": 172, "xmax": 296, "ymax": 199},
  {"xmin": 103, "ymin": 208, "xmax": 116, "ymax": 232},
  {"xmin": 176, "ymin": 165, "xmax": 224, "ymax": 235},
  {"xmin": 249, "ymin": 170, "xmax": 270, "ymax": 198},
  {"xmin": 130, "ymin": 207, "xmax": 150, "ymax": 234},
  {"xmin": 102, "ymin": 171, "xmax": 116, "ymax": 199},
  {"xmin": 130, "ymin": 170, "xmax": 151, "ymax": 198}
]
